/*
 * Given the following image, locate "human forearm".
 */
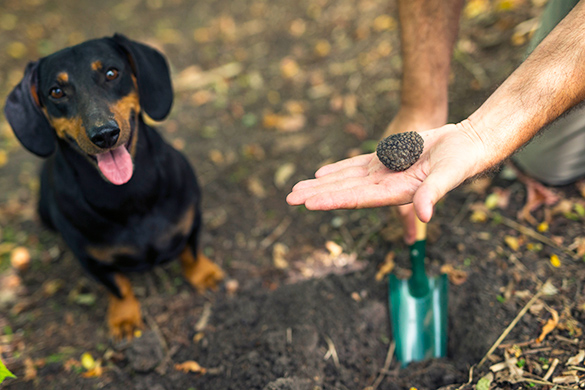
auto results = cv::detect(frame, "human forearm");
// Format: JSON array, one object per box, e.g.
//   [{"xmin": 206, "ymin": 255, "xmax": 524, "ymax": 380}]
[
  {"xmin": 396, "ymin": 0, "xmax": 464, "ymax": 126},
  {"xmin": 462, "ymin": 0, "xmax": 585, "ymax": 176}
]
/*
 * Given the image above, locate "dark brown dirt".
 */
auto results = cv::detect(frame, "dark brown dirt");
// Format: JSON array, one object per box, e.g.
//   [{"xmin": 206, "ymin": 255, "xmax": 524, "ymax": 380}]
[{"xmin": 2, "ymin": 1, "xmax": 585, "ymax": 389}]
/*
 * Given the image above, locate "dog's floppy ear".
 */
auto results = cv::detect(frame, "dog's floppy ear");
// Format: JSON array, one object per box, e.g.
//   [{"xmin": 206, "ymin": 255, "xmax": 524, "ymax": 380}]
[
  {"xmin": 112, "ymin": 33, "xmax": 173, "ymax": 121},
  {"xmin": 3, "ymin": 61, "xmax": 56, "ymax": 157}
]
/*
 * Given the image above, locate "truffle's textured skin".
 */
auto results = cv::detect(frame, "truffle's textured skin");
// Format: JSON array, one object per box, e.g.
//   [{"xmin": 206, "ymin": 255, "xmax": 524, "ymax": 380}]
[{"xmin": 376, "ymin": 131, "xmax": 424, "ymax": 171}]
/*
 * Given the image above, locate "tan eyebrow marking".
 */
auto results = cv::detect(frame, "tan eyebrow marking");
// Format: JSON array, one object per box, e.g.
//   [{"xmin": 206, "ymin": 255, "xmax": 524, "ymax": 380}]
[
  {"xmin": 91, "ymin": 60, "xmax": 103, "ymax": 71},
  {"xmin": 56, "ymin": 72, "xmax": 69, "ymax": 83}
]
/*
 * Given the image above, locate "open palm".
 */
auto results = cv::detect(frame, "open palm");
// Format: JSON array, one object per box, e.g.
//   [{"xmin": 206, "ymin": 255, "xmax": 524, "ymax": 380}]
[{"xmin": 287, "ymin": 123, "xmax": 484, "ymax": 222}]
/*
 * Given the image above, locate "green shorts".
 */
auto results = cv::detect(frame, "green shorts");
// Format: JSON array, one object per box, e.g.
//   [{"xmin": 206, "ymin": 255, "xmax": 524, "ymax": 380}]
[{"xmin": 513, "ymin": 0, "xmax": 584, "ymax": 185}]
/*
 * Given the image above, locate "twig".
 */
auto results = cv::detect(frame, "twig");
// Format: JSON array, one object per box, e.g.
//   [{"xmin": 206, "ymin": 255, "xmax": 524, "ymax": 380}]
[
  {"xmin": 371, "ymin": 341, "xmax": 395, "ymax": 390},
  {"xmin": 260, "ymin": 217, "xmax": 292, "ymax": 249},
  {"xmin": 143, "ymin": 313, "xmax": 170, "ymax": 375},
  {"xmin": 454, "ymin": 365, "xmax": 475, "ymax": 390},
  {"xmin": 323, "ymin": 335, "xmax": 340, "ymax": 370},
  {"xmin": 478, "ymin": 280, "xmax": 551, "ymax": 367},
  {"xmin": 542, "ymin": 358, "xmax": 559, "ymax": 381},
  {"xmin": 194, "ymin": 302, "xmax": 212, "ymax": 332},
  {"xmin": 515, "ymin": 376, "xmax": 575, "ymax": 389},
  {"xmin": 495, "ymin": 213, "xmax": 579, "ymax": 259}
]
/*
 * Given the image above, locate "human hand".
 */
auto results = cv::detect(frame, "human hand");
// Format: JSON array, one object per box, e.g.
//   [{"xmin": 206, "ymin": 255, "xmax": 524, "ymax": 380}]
[
  {"xmin": 286, "ymin": 123, "xmax": 484, "ymax": 222},
  {"xmin": 382, "ymin": 108, "xmax": 448, "ymax": 243}
]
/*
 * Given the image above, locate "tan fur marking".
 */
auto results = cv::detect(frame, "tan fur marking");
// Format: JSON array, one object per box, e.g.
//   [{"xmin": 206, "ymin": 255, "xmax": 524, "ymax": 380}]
[
  {"xmin": 154, "ymin": 205, "xmax": 195, "ymax": 248},
  {"xmin": 86, "ymin": 245, "xmax": 138, "ymax": 264},
  {"xmin": 30, "ymin": 84, "xmax": 41, "ymax": 107},
  {"xmin": 107, "ymin": 274, "xmax": 143, "ymax": 340},
  {"xmin": 91, "ymin": 60, "xmax": 103, "ymax": 71},
  {"xmin": 109, "ymin": 91, "xmax": 141, "ymax": 156},
  {"xmin": 56, "ymin": 72, "xmax": 69, "ymax": 83},
  {"xmin": 180, "ymin": 249, "xmax": 224, "ymax": 293}
]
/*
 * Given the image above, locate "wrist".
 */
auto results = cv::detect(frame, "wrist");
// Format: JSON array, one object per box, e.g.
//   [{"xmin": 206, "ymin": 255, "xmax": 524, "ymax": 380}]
[{"xmin": 383, "ymin": 105, "xmax": 448, "ymax": 138}]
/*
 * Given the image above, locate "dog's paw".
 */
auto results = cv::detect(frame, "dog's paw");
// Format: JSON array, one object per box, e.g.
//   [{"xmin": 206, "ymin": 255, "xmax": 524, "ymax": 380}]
[
  {"xmin": 182, "ymin": 252, "xmax": 225, "ymax": 293},
  {"xmin": 107, "ymin": 292, "xmax": 144, "ymax": 341}
]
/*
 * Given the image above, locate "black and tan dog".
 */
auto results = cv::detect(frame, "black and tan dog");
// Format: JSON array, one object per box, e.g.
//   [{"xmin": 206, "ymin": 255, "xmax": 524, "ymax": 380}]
[{"xmin": 4, "ymin": 34, "xmax": 224, "ymax": 339}]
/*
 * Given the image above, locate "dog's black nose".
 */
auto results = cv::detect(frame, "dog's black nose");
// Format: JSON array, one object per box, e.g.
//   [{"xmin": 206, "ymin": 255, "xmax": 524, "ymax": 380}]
[{"xmin": 90, "ymin": 125, "xmax": 120, "ymax": 149}]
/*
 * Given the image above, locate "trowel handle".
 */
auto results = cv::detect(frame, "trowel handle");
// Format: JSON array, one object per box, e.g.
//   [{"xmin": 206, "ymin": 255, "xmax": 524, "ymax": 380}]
[{"xmin": 414, "ymin": 217, "xmax": 427, "ymax": 241}]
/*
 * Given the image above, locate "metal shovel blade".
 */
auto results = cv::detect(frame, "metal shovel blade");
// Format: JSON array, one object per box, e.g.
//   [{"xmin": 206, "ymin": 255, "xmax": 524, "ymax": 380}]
[{"xmin": 388, "ymin": 239, "xmax": 449, "ymax": 366}]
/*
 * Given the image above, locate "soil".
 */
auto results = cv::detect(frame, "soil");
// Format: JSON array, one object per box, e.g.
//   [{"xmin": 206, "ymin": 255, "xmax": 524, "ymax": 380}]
[{"xmin": 1, "ymin": 1, "xmax": 585, "ymax": 390}]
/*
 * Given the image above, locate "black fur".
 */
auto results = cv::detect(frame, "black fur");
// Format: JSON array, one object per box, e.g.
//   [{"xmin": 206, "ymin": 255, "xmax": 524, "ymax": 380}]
[{"xmin": 4, "ymin": 35, "xmax": 201, "ymax": 298}]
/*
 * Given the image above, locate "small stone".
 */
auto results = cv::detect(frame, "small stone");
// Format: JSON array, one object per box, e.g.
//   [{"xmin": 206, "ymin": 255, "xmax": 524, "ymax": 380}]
[{"xmin": 376, "ymin": 131, "xmax": 424, "ymax": 171}]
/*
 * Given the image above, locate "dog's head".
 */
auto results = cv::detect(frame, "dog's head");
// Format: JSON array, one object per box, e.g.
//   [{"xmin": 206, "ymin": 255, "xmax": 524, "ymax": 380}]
[{"xmin": 4, "ymin": 34, "xmax": 173, "ymax": 185}]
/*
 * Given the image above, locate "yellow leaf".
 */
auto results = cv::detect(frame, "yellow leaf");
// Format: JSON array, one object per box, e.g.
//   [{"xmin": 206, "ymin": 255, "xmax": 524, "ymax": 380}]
[
  {"xmin": 504, "ymin": 235, "xmax": 520, "ymax": 251},
  {"xmin": 81, "ymin": 353, "xmax": 97, "ymax": 370},
  {"xmin": 485, "ymin": 193, "xmax": 499, "ymax": 210},
  {"xmin": 470, "ymin": 209, "xmax": 487, "ymax": 223},
  {"xmin": 537, "ymin": 221, "xmax": 549, "ymax": 232},
  {"xmin": 280, "ymin": 57, "xmax": 300, "ymax": 79},
  {"xmin": 0, "ymin": 14, "xmax": 18, "ymax": 31},
  {"xmin": 0, "ymin": 149, "xmax": 8, "ymax": 168},
  {"xmin": 6, "ymin": 41, "xmax": 27, "ymax": 59},
  {"xmin": 496, "ymin": 0, "xmax": 515, "ymax": 12},
  {"xmin": 372, "ymin": 15, "xmax": 396, "ymax": 32},
  {"xmin": 550, "ymin": 254, "xmax": 561, "ymax": 268},
  {"xmin": 464, "ymin": 0, "xmax": 490, "ymax": 19},
  {"xmin": 314, "ymin": 39, "xmax": 331, "ymax": 57}
]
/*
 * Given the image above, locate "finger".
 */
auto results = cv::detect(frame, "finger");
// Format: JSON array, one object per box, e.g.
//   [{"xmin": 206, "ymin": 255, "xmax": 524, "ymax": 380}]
[
  {"xmin": 291, "ymin": 165, "xmax": 369, "ymax": 191},
  {"xmin": 304, "ymin": 182, "xmax": 414, "ymax": 210},
  {"xmin": 288, "ymin": 176, "xmax": 375, "ymax": 206},
  {"xmin": 314, "ymin": 153, "xmax": 374, "ymax": 177}
]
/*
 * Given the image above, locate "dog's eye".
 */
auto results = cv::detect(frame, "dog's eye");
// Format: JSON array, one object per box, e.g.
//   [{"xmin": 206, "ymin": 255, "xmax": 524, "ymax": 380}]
[
  {"xmin": 50, "ymin": 87, "xmax": 65, "ymax": 99},
  {"xmin": 106, "ymin": 68, "xmax": 119, "ymax": 81}
]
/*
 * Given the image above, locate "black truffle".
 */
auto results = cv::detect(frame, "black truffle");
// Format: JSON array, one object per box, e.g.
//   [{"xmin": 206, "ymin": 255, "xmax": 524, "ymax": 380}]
[{"xmin": 376, "ymin": 131, "xmax": 424, "ymax": 172}]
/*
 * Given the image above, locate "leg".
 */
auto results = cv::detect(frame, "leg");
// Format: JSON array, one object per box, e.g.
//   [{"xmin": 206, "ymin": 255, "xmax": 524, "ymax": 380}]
[
  {"xmin": 180, "ymin": 247, "xmax": 224, "ymax": 293},
  {"xmin": 107, "ymin": 273, "xmax": 143, "ymax": 340},
  {"xmin": 384, "ymin": 0, "xmax": 465, "ymax": 243}
]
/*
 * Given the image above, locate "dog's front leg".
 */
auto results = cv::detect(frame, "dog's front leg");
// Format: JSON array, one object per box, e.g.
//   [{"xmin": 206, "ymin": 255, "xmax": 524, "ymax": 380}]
[
  {"xmin": 180, "ymin": 247, "xmax": 224, "ymax": 293},
  {"xmin": 107, "ymin": 274, "xmax": 144, "ymax": 340}
]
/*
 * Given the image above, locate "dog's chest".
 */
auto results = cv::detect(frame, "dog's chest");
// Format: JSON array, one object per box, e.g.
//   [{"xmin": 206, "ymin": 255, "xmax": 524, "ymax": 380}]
[{"xmin": 84, "ymin": 202, "xmax": 197, "ymax": 270}]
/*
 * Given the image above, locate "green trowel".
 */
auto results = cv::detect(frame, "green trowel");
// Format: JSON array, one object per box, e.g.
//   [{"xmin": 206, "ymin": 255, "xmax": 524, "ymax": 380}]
[{"xmin": 388, "ymin": 217, "xmax": 448, "ymax": 365}]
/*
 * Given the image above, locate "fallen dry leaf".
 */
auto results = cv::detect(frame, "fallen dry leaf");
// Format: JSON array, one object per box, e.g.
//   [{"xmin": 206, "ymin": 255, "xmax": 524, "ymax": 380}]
[
  {"xmin": 23, "ymin": 358, "xmax": 37, "ymax": 381},
  {"xmin": 272, "ymin": 243, "xmax": 289, "ymax": 269},
  {"xmin": 552, "ymin": 375, "xmax": 580, "ymax": 384},
  {"xmin": 325, "ymin": 241, "xmax": 343, "ymax": 257},
  {"xmin": 375, "ymin": 252, "xmax": 395, "ymax": 281},
  {"xmin": 566, "ymin": 349, "xmax": 585, "ymax": 366},
  {"xmin": 314, "ymin": 39, "xmax": 331, "ymax": 57},
  {"xmin": 536, "ymin": 307, "xmax": 559, "ymax": 343},
  {"xmin": 440, "ymin": 264, "xmax": 468, "ymax": 285},
  {"xmin": 10, "ymin": 246, "xmax": 30, "ymax": 271},
  {"xmin": 175, "ymin": 360, "xmax": 207, "ymax": 374},
  {"xmin": 280, "ymin": 57, "xmax": 300, "ymax": 79},
  {"xmin": 504, "ymin": 235, "xmax": 522, "ymax": 251},
  {"xmin": 247, "ymin": 177, "xmax": 267, "ymax": 199},
  {"xmin": 274, "ymin": 163, "xmax": 296, "ymax": 189}
]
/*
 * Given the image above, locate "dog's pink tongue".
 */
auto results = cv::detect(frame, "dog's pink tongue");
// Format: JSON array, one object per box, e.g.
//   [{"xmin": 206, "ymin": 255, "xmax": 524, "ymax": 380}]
[{"xmin": 96, "ymin": 146, "xmax": 133, "ymax": 185}]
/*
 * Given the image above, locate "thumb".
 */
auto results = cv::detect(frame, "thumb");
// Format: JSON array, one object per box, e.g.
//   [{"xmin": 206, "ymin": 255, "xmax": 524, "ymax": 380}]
[{"xmin": 413, "ymin": 165, "xmax": 467, "ymax": 222}]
